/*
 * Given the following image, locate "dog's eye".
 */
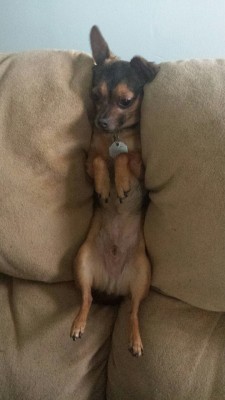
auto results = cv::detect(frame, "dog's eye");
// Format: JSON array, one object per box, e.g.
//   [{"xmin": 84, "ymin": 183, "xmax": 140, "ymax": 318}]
[{"xmin": 118, "ymin": 98, "xmax": 133, "ymax": 108}]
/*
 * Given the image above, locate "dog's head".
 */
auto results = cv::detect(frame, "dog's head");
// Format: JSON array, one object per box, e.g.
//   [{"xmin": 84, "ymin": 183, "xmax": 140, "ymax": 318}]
[{"xmin": 90, "ymin": 25, "xmax": 159, "ymax": 133}]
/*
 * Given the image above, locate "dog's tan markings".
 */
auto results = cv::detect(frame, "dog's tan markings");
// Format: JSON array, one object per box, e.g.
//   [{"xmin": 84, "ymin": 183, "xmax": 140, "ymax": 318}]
[
  {"xmin": 99, "ymin": 81, "xmax": 109, "ymax": 98},
  {"xmin": 113, "ymin": 83, "xmax": 134, "ymax": 100}
]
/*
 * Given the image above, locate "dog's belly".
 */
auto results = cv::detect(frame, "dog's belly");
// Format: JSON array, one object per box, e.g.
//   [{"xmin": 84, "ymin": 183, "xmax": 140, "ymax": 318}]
[{"xmin": 92, "ymin": 214, "xmax": 141, "ymax": 296}]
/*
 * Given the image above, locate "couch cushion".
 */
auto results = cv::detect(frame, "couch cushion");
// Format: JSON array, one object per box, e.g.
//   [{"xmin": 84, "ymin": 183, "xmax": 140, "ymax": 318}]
[
  {"xmin": 142, "ymin": 59, "xmax": 225, "ymax": 311},
  {"xmin": 0, "ymin": 51, "xmax": 93, "ymax": 282},
  {"xmin": 108, "ymin": 291, "xmax": 225, "ymax": 400},
  {"xmin": 0, "ymin": 274, "xmax": 118, "ymax": 400}
]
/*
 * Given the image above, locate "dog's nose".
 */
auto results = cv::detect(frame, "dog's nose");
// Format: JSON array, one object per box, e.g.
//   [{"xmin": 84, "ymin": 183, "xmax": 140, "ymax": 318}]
[{"xmin": 98, "ymin": 118, "xmax": 108, "ymax": 130}]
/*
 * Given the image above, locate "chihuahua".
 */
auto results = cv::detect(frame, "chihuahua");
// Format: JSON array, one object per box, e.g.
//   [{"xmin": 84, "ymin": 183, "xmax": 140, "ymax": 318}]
[{"xmin": 70, "ymin": 26, "xmax": 159, "ymax": 356}]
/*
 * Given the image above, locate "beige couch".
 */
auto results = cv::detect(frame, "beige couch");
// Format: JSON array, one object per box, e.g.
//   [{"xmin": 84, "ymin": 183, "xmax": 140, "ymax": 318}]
[{"xmin": 1, "ymin": 50, "xmax": 225, "ymax": 400}]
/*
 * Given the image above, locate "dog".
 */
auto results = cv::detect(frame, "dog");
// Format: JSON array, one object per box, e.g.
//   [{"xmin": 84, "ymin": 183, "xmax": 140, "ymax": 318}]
[{"xmin": 70, "ymin": 26, "xmax": 159, "ymax": 356}]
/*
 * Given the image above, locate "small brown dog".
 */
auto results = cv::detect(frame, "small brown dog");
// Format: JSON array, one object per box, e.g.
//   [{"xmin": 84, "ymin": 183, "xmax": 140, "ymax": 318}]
[{"xmin": 70, "ymin": 26, "xmax": 159, "ymax": 356}]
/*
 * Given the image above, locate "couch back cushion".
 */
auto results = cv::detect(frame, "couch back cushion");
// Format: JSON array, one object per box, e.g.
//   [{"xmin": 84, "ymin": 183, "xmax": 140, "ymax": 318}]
[
  {"xmin": 142, "ymin": 59, "xmax": 225, "ymax": 311},
  {"xmin": 0, "ymin": 51, "xmax": 93, "ymax": 282}
]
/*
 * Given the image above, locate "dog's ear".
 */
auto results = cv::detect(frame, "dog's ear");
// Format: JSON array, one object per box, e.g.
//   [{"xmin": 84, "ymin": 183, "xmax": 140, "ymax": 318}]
[
  {"xmin": 130, "ymin": 56, "xmax": 160, "ymax": 83},
  {"xmin": 90, "ymin": 25, "xmax": 116, "ymax": 65}
]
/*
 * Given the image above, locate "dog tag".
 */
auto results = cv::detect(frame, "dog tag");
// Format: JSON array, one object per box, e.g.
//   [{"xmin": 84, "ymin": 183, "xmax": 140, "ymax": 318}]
[{"xmin": 109, "ymin": 141, "xmax": 128, "ymax": 158}]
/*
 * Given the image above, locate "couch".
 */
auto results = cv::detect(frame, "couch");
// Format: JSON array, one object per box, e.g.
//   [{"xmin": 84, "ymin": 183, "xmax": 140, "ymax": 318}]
[{"xmin": 0, "ymin": 50, "xmax": 225, "ymax": 400}]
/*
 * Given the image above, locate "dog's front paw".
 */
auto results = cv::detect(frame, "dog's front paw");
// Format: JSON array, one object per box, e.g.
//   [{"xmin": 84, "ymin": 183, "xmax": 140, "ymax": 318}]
[
  {"xmin": 115, "ymin": 176, "xmax": 131, "ymax": 203},
  {"xmin": 95, "ymin": 182, "xmax": 110, "ymax": 203},
  {"xmin": 115, "ymin": 153, "xmax": 131, "ymax": 202},
  {"xmin": 70, "ymin": 318, "xmax": 86, "ymax": 341},
  {"xmin": 93, "ymin": 156, "xmax": 110, "ymax": 202}
]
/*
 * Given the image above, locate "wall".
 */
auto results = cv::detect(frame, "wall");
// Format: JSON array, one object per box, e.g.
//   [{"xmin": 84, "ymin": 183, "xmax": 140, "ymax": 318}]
[{"xmin": 1, "ymin": 0, "xmax": 225, "ymax": 62}]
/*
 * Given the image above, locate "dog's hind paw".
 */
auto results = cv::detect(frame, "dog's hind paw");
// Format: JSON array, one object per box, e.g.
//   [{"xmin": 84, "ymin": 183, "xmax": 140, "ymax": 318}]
[
  {"xmin": 128, "ymin": 345, "xmax": 143, "ymax": 357},
  {"xmin": 71, "ymin": 332, "xmax": 82, "ymax": 341},
  {"xmin": 128, "ymin": 338, "xmax": 144, "ymax": 357},
  {"xmin": 70, "ymin": 320, "xmax": 86, "ymax": 341}
]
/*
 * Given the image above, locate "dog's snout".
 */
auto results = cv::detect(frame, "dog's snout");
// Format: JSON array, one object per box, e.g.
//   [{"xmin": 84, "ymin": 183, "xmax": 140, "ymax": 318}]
[{"xmin": 98, "ymin": 118, "xmax": 108, "ymax": 129}]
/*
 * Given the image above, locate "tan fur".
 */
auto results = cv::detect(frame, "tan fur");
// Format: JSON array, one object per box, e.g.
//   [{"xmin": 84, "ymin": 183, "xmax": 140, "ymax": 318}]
[
  {"xmin": 114, "ymin": 83, "xmax": 134, "ymax": 100},
  {"xmin": 99, "ymin": 81, "xmax": 109, "ymax": 97}
]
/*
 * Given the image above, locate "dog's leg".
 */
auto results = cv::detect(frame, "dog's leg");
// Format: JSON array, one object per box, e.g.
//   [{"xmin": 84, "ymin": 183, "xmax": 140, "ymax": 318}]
[
  {"xmin": 93, "ymin": 155, "xmax": 110, "ymax": 201},
  {"xmin": 70, "ymin": 285, "xmax": 92, "ymax": 340},
  {"xmin": 129, "ymin": 297, "xmax": 144, "ymax": 356},
  {"xmin": 129, "ymin": 250, "xmax": 151, "ymax": 356},
  {"xmin": 114, "ymin": 153, "xmax": 132, "ymax": 200},
  {"xmin": 70, "ymin": 244, "xmax": 93, "ymax": 340}
]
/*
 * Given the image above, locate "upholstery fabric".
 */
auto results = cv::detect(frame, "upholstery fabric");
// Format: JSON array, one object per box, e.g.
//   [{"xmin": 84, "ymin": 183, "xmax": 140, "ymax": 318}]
[
  {"xmin": 142, "ymin": 60, "xmax": 225, "ymax": 311},
  {"xmin": 0, "ymin": 50, "xmax": 119, "ymax": 400},
  {"xmin": 0, "ymin": 51, "xmax": 94, "ymax": 282},
  {"xmin": 0, "ymin": 274, "xmax": 118, "ymax": 400},
  {"xmin": 1, "ymin": 51, "xmax": 225, "ymax": 400},
  {"xmin": 108, "ymin": 291, "xmax": 225, "ymax": 400}
]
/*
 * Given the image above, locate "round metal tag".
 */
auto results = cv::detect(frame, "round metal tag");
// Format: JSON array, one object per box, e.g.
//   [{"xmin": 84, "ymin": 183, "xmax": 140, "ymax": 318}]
[{"xmin": 109, "ymin": 141, "xmax": 128, "ymax": 158}]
